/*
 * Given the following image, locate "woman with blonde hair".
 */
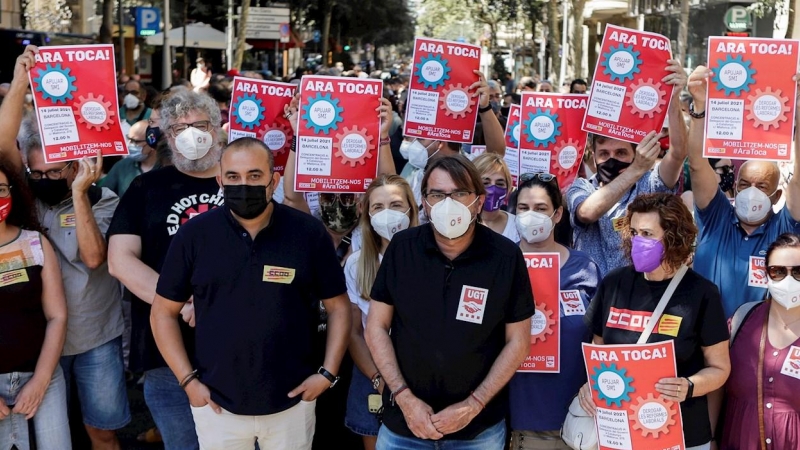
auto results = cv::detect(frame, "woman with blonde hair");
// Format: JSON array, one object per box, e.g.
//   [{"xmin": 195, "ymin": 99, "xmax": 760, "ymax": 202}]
[
  {"xmin": 472, "ymin": 153, "xmax": 518, "ymax": 241},
  {"xmin": 344, "ymin": 174, "xmax": 419, "ymax": 450}
]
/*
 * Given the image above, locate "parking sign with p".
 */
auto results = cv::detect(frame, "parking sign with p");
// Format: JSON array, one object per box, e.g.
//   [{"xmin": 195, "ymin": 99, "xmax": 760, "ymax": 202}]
[{"xmin": 136, "ymin": 7, "xmax": 161, "ymax": 37}]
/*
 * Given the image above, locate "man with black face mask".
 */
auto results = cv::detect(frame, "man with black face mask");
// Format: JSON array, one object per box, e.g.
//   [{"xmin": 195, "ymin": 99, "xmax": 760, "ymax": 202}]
[
  {"xmin": 1, "ymin": 47, "xmax": 130, "ymax": 450},
  {"xmin": 565, "ymin": 58, "xmax": 688, "ymax": 276},
  {"xmin": 151, "ymin": 137, "xmax": 350, "ymax": 449}
]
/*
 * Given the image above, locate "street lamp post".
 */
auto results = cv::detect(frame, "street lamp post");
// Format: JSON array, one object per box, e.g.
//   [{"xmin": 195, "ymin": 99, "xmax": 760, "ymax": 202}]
[{"xmin": 162, "ymin": 0, "xmax": 172, "ymax": 88}]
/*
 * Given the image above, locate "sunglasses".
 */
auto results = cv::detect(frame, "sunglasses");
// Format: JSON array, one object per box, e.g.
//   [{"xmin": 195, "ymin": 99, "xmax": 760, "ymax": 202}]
[
  {"xmin": 319, "ymin": 193, "xmax": 357, "ymax": 207},
  {"xmin": 767, "ymin": 265, "xmax": 800, "ymax": 282},
  {"xmin": 519, "ymin": 172, "xmax": 558, "ymax": 184}
]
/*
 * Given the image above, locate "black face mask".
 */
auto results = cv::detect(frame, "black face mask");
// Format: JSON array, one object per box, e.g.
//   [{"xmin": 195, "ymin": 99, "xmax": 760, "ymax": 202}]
[
  {"xmin": 719, "ymin": 171, "xmax": 735, "ymax": 193},
  {"xmin": 29, "ymin": 178, "xmax": 70, "ymax": 206},
  {"xmin": 320, "ymin": 202, "xmax": 359, "ymax": 234},
  {"xmin": 223, "ymin": 184, "xmax": 270, "ymax": 220},
  {"xmin": 596, "ymin": 158, "xmax": 632, "ymax": 185},
  {"xmin": 145, "ymin": 126, "xmax": 162, "ymax": 148}
]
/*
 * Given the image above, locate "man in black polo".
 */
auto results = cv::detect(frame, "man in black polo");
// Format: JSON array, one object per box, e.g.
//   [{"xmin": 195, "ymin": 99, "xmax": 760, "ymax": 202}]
[
  {"xmin": 150, "ymin": 137, "xmax": 351, "ymax": 450},
  {"xmin": 366, "ymin": 155, "xmax": 534, "ymax": 448}
]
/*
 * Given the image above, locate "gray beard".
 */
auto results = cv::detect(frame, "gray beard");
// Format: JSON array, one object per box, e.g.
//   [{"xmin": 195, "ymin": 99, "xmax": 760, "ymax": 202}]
[{"xmin": 171, "ymin": 145, "xmax": 220, "ymax": 173}]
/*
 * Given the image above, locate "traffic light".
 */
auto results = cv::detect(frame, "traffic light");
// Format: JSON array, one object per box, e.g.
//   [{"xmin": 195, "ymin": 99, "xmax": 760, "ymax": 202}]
[{"xmin": 344, "ymin": 45, "xmax": 351, "ymax": 51}]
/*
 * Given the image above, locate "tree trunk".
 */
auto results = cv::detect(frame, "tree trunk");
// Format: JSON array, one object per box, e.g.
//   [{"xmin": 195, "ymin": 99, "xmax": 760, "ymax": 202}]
[
  {"xmin": 234, "ymin": 0, "xmax": 250, "ymax": 70},
  {"xmin": 572, "ymin": 0, "xmax": 586, "ymax": 79},
  {"xmin": 786, "ymin": 0, "xmax": 796, "ymax": 39},
  {"xmin": 321, "ymin": 1, "xmax": 335, "ymax": 67},
  {"xmin": 547, "ymin": 0, "xmax": 561, "ymax": 81},
  {"xmin": 677, "ymin": 0, "xmax": 690, "ymax": 65},
  {"xmin": 98, "ymin": 0, "xmax": 114, "ymax": 43}
]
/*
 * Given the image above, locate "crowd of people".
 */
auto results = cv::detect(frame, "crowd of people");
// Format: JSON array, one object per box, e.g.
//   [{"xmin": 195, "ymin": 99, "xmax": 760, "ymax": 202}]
[{"xmin": 0, "ymin": 41, "xmax": 799, "ymax": 450}]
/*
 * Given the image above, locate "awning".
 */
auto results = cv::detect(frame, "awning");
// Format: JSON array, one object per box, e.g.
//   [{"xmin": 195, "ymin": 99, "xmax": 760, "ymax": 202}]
[{"xmin": 146, "ymin": 22, "xmax": 251, "ymax": 50}]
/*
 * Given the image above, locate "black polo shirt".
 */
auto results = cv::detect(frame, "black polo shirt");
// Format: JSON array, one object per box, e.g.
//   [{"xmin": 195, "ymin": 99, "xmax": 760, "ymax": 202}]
[
  {"xmin": 370, "ymin": 223, "xmax": 535, "ymax": 440},
  {"xmin": 156, "ymin": 201, "xmax": 346, "ymax": 415}
]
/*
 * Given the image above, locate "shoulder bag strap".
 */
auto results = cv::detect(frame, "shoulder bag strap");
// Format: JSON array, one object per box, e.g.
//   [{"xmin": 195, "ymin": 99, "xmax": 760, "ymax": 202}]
[
  {"xmin": 637, "ymin": 265, "xmax": 689, "ymax": 345},
  {"xmin": 757, "ymin": 302, "xmax": 769, "ymax": 450}
]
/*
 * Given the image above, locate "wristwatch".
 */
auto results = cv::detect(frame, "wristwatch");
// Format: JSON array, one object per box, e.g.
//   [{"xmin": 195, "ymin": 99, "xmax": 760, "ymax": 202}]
[
  {"xmin": 684, "ymin": 377, "xmax": 694, "ymax": 399},
  {"xmin": 317, "ymin": 366, "xmax": 340, "ymax": 388},
  {"xmin": 371, "ymin": 373, "xmax": 383, "ymax": 391}
]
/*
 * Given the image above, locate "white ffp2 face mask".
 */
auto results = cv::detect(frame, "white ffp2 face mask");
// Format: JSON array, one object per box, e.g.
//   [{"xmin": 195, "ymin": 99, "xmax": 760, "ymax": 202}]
[
  {"xmin": 428, "ymin": 197, "xmax": 476, "ymax": 239},
  {"xmin": 124, "ymin": 93, "xmax": 140, "ymax": 109},
  {"xmin": 370, "ymin": 208, "xmax": 411, "ymax": 241},
  {"xmin": 174, "ymin": 127, "xmax": 213, "ymax": 160},
  {"xmin": 405, "ymin": 140, "xmax": 438, "ymax": 169},
  {"xmin": 768, "ymin": 275, "xmax": 800, "ymax": 310},
  {"xmin": 735, "ymin": 186, "xmax": 773, "ymax": 224},
  {"xmin": 515, "ymin": 210, "xmax": 555, "ymax": 244}
]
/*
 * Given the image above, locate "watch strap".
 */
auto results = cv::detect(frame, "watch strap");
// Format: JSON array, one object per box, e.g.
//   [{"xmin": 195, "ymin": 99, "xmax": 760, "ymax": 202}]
[
  {"xmin": 684, "ymin": 377, "xmax": 694, "ymax": 399},
  {"xmin": 317, "ymin": 366, "xmax": 339, "ymax": 386}
]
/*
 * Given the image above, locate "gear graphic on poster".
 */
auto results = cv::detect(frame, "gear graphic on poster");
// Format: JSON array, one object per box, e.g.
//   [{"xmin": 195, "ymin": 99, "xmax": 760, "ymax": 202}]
[
  {"xmin": 334, "ymin": 126, "xmax": 375, "ymax": 167},
  {"xmin": 629, "ymin": 394, "xmax": 677, "ymax": 438},
  {"xmin": 625, "ymin": 78, "xmax": 667, "ymax": 118},
  {"xmin": 523, "ymin": 109, "xmax": 562, "ymax": 148},
  {"xmin": 508, "ymin": 119, "xmax": 520, "ymax": 148},
  {"xmin": 601, "ymin": 44, "xmax": 643, "ymax": 83},
  {"xmin": 302, "ymin": 93, "xmax": 344, "ymax": 134},
  {"xmin": 439, "ymin": 84, "xmax": 475, "ymax": 118},
  {"xmin": 590, "ymin": 363, "xmax": 635, "ymax": 407},
  {"xmin": 529, "ymin": 302, "xmax": 556, "ymax": 343},
  {"xmin": 745, "ymin": 87, "xmax": 790, "ymax": 130},
  {"xmin": 231, "ymin": 93, "xmax": 266, "ymax": 130},
  {"xmin": 712, "ymin": 54, "xmax": 756, "ymax": 96},
  {"xmin": 72, "ymin": 93, "xmax": 116, "ymax": 131},
  {"xmin": 32, "ymin": 64, "xmax": 78, "ymax": 104},
  {"xmin": 257, "ymin": 123, "xmax": 292, "ymax": 154},
  {"xmin": 551, "ymin": 139, "xmax": 582, "ymax": 178},
  {"xmin": 414, "ymin": 54, "xmax": 452, "ymax": 89}
]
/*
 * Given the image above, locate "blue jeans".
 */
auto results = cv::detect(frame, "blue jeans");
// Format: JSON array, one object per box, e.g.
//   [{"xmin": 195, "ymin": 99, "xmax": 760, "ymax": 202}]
[
  {"xmin": 144, "ymin": 367, "xmax": 199, "ymax": 450},
  {"xmin": 345, "ymin": 367, "xmax": 381, "ymax": 436},
  {"xmin": 60, "ymin": 336, "xmax": 131, "ymax": 430},
  {"xmin": 376, "ymin": 420, "xmax": 506, "ymax": 450},
  {"xmin": 0, "ymin": 367, "xmax": 71, "ymax": 450}
]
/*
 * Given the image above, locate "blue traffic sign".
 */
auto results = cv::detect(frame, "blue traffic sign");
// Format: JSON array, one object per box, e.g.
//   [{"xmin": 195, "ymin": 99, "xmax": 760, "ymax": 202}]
[
  {"xmin": 136, "ymin": 7, "xmax": 161, "ymax": 37},
  {"xmin": 313, "ymin": 30, "xmax": 321, "ymax": 43}
]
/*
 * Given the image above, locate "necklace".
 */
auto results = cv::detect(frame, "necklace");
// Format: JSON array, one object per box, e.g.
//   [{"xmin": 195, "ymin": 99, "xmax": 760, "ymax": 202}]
[{"xmin": 771, "ymin": 307, "xmax": 800, "ymax": 331}]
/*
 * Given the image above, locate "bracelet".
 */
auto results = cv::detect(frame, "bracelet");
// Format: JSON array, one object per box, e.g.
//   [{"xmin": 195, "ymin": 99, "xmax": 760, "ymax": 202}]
[
  {"xmin": 688, "ymin": 102, "xmax": 705, "ymax": 119},
  {"xmin": 179, "ymin": 370, "xmax": 198, "ymax": 389},
  {"xmin": 478, "ymin": 104, "xmax": 493, "ymax": 113},
  {"xmin": 470, "ymin": 391, "xmax": 486, "ymax": 410},
  {"xmin": 379, "ymin": 137, "xmax": 390, "ymax": 146},
  {"xmin": 390, "ymin": 384, "xmax": 408, "ymax": 406},
  {"xmin": 291, "ymin": 136, "xmax": 297, "ymax": 152}
]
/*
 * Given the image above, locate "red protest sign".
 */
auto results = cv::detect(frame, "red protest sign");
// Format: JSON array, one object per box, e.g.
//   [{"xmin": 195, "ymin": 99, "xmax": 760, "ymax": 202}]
[
  {"xmin": 704, "ymin": 37, "xmax": 800, "ymax": 161},
  {"xmin": 504, "ymin": 104, "xmax": 521, "ymax": 187},
  {"xmin": 28, "ymin": 45, "xmax": 126, "ymax": 163},
  {"xmin": 404, "ymin": 38, "xmax": 481, "ymax": 144},
  {"xmin": 295, "ymin": 75, "xmax": 382, "ymax": 193},
  {"xmin": 228, "ymin": 77, "xmax": 296, "ymax": 175},
  {"xmin": 519, "ymin": 93, "xmax": 589, "ymax": 191},
  {"xmin": 518, "ymin": 253, "xmax": 560, "ymax": 373},
  {"xmin": 583, "ymin": 25, "xmax": 674, "ymax": 144},
  {"xmin": 583, "ymin": 341, "xmax": 685, "ymax": 450}
]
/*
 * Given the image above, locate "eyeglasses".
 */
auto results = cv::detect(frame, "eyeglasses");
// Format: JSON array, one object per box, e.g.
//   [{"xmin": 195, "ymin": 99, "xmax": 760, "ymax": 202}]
[
  {"xmin": 423, "ymin": 190, "xmax": 474, "ymax": 205},
  {"xmin": 168, "ymin": 120, "xmax": 212, "ymax": 137},
  {"xmin": 714, "ymin": 165, "xmax": 734, "ymax": 175},
  {"xmin": 124, "ymin": 90, "xmax": 140, "ymax": 96},
  {"xmin": 767, "ymin": 265, "xmax": 800, "ymax": 282},
  {"xmin": 27, "ymin": 162, "xmax": 73, "ymax": 181},
  {"xmin": 127, "ymin": 137, "xmax": 147, "ymax": 145},
  {"xmin": 520, "ymin": 172, "xmax": 558, "ymax": 184},
  {"xmin": 319, "ymin": 193, "xmax": 357, "ymax": 207},
  {"xmin": 0, "ymin": 184, "xmax": 12, "ymax": 198}
]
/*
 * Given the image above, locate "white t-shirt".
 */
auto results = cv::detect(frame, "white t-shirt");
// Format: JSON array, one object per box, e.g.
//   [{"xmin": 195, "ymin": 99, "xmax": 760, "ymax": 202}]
[
  {"xmin": 344, "ymin": 250, "xmax": 382, "ymax": 329},
  {"xmin": 501, "ymin": 211, "xmax": 520, "ymax": 243}
]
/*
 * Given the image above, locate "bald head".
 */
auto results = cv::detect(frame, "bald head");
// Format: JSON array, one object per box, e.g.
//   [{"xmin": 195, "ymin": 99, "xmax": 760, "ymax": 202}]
[
  {"xmin": 129, "ymin": 120, "xmax": 148, "ymax": 140},
  {"xmin": 737, "ymin": 160, "xmax": 781, "ymax": 202}
]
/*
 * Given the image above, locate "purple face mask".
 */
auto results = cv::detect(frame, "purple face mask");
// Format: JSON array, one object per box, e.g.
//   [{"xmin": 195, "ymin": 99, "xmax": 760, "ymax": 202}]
[
  {"xmin": 483, "ymin": 185, "xmax": 508, "ymax": 212},
  {"xmin": 631, "ymin": 235, "xmax": 665, "ymax": 273}
]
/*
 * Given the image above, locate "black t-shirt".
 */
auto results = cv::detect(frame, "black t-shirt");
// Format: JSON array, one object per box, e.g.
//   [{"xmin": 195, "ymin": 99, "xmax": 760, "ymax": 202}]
[
  {"xmin": 585, "ymin": 266, "xmax": 729, "ymax": 447},
  {"xmin": 156, "ymin": 203, "xmax": 346, "ymax": 415},
  {"xmin": 371, "ymin": 224, "xmax": 535, "ymax": 440},
  {"xmin": 107, "ymin": 165, "xmax": 224, "ymax": 372}
]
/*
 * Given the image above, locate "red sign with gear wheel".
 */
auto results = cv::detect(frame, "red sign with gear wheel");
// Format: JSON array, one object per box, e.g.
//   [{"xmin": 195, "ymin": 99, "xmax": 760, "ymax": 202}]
[
  {"xmin": 518, "ymin": 253, "xmax": 560, "ymax": 373},
  {"xmin": 403, "ymin": 38, "xmax": 481, "ymax": 144},
  {"xmin": 703, "ymin": 37, "xmax": 800, "ymax": 161},
  {"xmin": 582, "ymin": 25, "xmax": 674, "ymax": 145},
  {"xmin": 582, "ymin": 341, "xmax": 684, "ymax": 450},
  {"xmin": 519, "ymin": 93, "xmax": 589, "ymax": 191},
  {"xmin": 295, "ymin": 76, "xmax": 382, "ymax": 193},
  {"xmin": 28, "ymin": 44, "xmax": 127, "ymax": 163},
  {"xmin": 228, "ymin": 77, "xmax": 296, "ymax": 175}
]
